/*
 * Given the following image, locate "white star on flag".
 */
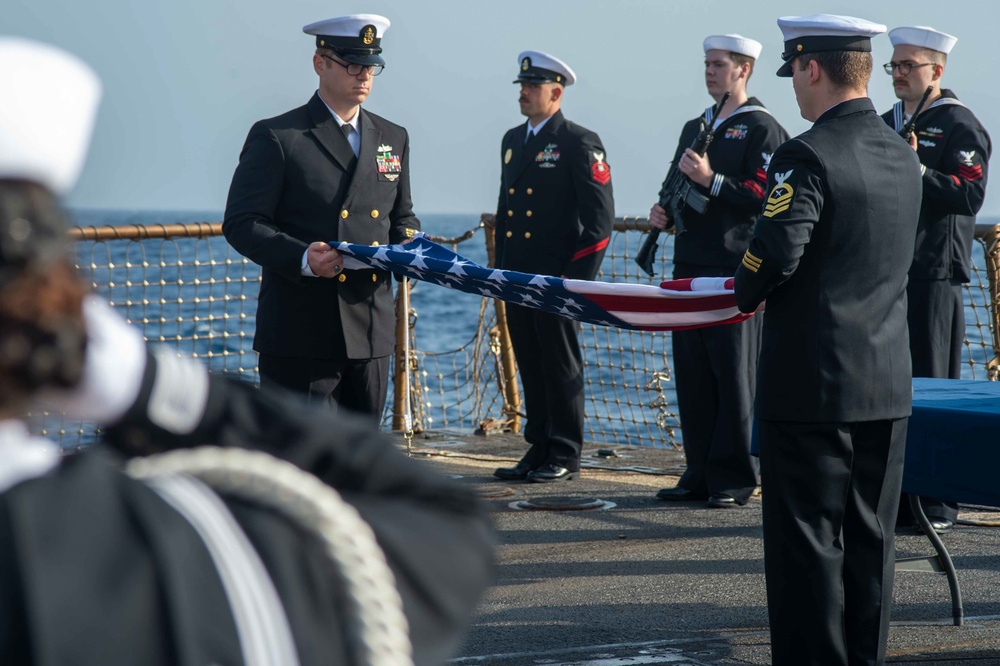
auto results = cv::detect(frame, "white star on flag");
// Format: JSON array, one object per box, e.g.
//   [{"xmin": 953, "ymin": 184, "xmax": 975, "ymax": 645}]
[{"xmin": 332, "ymin": 233, "xmax": 756, "ymax": 332}]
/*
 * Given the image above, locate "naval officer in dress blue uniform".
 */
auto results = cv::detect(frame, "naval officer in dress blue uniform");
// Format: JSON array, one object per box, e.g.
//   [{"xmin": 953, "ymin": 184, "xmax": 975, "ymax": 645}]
[
  {"xmin": 734, "ymin": 14, "xmax": 922, "ymax": 666},
  {"xmin": 492, "ymin": 52, "xmax": 615, "ymax": 483},
  {"xmin": 881, "ymin": 25, "xmax": 993, "ymax": 534},
  {"xmin": 224, "ymin": 14, "xmax": 420, "ymax": 421}
]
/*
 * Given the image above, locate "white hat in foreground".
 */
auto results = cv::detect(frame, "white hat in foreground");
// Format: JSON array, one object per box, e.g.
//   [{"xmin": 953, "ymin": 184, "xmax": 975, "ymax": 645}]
[
  {"xmin": 704, "ymin": 34, "xmax": 763, "ymax": 60},
  {"xmin": 776, "ymin": 14, "xmax": 887, "ymax": 77},
  {"xmin": 513, "ymin": 51, "xmax": 576, "ymax": 86},
  {"xmin": 0, "ymin": 37, "xmax": 102, "ymax": 195},
  {"xmin": 889, "ymin": 26, "xmax": 957, "ymax": 54}
]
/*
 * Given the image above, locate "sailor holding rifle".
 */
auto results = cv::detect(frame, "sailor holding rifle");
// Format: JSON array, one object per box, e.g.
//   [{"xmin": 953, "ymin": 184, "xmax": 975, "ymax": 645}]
[
  {"xmin": 881, "ymin": 25, "xmax": 993, "ymax": 535},
  {"xmin": 649, "ymin": 35, "xmax": 787, "ymax": 509}
]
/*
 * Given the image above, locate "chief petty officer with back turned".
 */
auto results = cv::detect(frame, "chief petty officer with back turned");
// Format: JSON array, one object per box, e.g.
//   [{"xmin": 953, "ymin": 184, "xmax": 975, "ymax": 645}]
[{"xmin": 492, "ymin": 51, "xmax": 615, "ymax": 483}]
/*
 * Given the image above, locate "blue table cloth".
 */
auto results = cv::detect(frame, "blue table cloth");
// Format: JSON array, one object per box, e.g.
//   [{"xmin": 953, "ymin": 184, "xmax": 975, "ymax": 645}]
[{"xmin": 904, "ymin": 378, "xmax": 1000, "ymax": 507}]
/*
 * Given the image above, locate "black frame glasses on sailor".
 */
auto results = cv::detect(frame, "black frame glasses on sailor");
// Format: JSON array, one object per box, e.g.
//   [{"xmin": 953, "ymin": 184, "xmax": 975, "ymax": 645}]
[
  {"xmin": 320, "ymin": 53, "xmax": 383, "ymax": 77},
  {"xmin": 882, "ymin": 61, "xmax": 936, "ymax": 76}
]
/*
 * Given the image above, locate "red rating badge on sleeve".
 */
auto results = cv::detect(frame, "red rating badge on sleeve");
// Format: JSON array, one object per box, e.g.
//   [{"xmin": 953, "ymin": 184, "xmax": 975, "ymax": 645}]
[{"xmin": 591, "ymin": 151, "xmax": 611, "ymax": 184}]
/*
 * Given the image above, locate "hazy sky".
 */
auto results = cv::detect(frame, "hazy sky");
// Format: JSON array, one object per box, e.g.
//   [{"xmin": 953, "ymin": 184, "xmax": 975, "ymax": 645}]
[{"xmin": 9, "ymin": 0, "xmax": 999, "ymax": 218}]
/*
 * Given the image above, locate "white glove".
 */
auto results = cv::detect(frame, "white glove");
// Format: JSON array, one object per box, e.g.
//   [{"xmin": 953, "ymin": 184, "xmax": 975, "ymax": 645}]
[{"xmin": 35, "ymin": 295, "xmax": 147, "ymax": 424}]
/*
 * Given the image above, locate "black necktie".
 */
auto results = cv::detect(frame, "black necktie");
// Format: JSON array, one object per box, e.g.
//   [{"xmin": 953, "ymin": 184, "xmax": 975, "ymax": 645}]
[{"xmin": 524, "ymin": 129, "xmax": 533, "ymax": 145}]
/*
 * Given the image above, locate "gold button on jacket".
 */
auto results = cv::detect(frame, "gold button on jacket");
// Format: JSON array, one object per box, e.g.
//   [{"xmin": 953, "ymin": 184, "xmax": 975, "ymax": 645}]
[
  {"xmin": 338, "ymin": 273, "xmax": 347, "ymax": 283},
  {"xmin": 340, "ymin": 209, "xmax": 349, "ymax": 219}
]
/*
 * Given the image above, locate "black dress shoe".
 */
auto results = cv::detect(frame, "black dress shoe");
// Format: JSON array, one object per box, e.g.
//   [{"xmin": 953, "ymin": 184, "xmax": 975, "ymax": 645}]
[
  {"xmin": 493, "ymin": 461, "xmax": 534, "ymax": 481},
  {"xmin": 707, "ymin": 493, "xmax": 740, "ymax": 508},
  {"xmin": 929, "ymin": 519, "xmax": 954, "ymax": 534},
  {"xmin": 655, "ymin": 486, "xmax": 707, "ymax": 501},
  {"xmin": 526, "ymin": 464, "xmax": 577, "ymax": 483}
]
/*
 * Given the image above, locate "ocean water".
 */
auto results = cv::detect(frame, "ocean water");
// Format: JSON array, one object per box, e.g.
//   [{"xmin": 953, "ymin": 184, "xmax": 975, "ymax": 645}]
[
  {"xmin": 64, "ymin": 208, "xmax": 999, "ymax": 444},
  {"xmin": 68, "ymin": 209, "xmax": 524, "ymax": 358}
]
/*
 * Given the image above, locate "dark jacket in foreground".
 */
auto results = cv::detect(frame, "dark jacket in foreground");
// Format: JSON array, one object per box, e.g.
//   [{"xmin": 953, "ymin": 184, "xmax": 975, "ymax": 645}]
[
  {"xmin": 734, "ymin": 98, "xmax": 922, "ymax": 422},
  {"xmin": 881, "ymin": 89, "xmax": 992, "ymax": 282},
  {"xmin": 0, "ymin": 360, "xmax": 493, "ymax": 665},
  {"xmin": 223, "ymin": 93, "xmax": 421, "ymax": 361}
]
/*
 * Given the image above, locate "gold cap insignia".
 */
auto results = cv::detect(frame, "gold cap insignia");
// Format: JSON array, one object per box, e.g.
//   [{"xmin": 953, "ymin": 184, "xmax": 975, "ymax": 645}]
[
  {"xmin": 796, "ymin": 44, "xmax": 803, "ymax": 52},
  {"xmin": 320, "ymin": 39, "xmax": 326, "ymax": 46},
  {"xmin": 556, "ymin": 75, "xmax": 562, "ymax": 82},
  {"xmin": 521, "ymin": 57, "xmax": 530, "ymax": 71},
  {"xmin": 362, "ymin": 25, "xmax": 375, "ymax": 44}
]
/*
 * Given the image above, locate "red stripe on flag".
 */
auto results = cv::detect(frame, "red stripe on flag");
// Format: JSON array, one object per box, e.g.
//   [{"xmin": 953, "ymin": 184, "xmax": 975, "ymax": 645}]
[
  {"xmin": 581, "ymin": 292, "xmax": 740, "ymax": 313},
  {"xmin": 659, "ymin": 277, "xmax": 734, "ymax": 291},
  {"xmin": 637, "ymin": 312, "xmax": 753, "ymax": 332},
  {"xmin": 571, "ymin": 237, "xmax": 610, "ymax": 261}
]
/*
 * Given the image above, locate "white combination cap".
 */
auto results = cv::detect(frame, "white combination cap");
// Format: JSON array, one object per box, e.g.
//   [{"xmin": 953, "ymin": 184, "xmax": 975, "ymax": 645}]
[
  {"xmin": 703, "ymin": 34, "xmax": 763, "ymax": 60},
  {"xmin": 888, "ymin": 26, "xmax": 957, "ymax": 54},
  {"xmin": 775, "ymin": 14, "xmax": 887, "ymax": 77},
  {"xmin": 303, "ymin": 14, "xmax": 390, "ymax": 66},
  {"xmin": 0, "ymin": 37, "xmax": 102, "ymax": 195},
  {"xmin": 513, "ymin": 51, "xmax": 576, "ymax": 86}
]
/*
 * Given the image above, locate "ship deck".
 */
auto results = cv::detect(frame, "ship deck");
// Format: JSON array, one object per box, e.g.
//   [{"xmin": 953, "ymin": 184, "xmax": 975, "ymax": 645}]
[{"xmin": 402, "ymin": 430, "xmax": 1000, "ymax": 665}]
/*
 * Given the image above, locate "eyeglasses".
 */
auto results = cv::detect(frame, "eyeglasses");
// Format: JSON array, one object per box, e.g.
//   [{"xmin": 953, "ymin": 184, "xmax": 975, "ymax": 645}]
[
  {"xmin": 320, "ymin": 53, "xmax": 383, "ymax": 77},
  {"xmin": 883, "ymin": 61, "xmax": 936, "ymax": 76}
]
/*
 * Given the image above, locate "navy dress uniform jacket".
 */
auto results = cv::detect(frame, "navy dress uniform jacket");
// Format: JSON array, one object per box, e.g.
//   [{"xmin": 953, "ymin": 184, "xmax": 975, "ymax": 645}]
[
  {"xmin": 494, "ymin": 109, "xmax": 614, "ymax": 280},
  {"xmin": 223, "ymin": 93, "xmax": 420, "ymax": 362},
  {"xmin": 735, "ymin": 98, "xmax": 922, "ymax": 423},
  {"xmin": 672, "ymin": 98, "xmax": 790, "ymax": 271},
  {"xmin": 881, "ymin": 90, "xmax": 992, "ymax": 282},
  {"xmin": 0, "ymin": 365, "xmax": 493, "ymax": 665},
  {"xmin": 492, "ymin": 109, "xmax": 614, "ymax": 471}
]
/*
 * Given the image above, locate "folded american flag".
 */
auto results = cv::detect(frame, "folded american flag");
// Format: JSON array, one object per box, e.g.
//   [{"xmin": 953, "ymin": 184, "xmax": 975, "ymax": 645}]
[{"xmin": 335, "ymin": 235, "xmax": 753, "ymax": 331}]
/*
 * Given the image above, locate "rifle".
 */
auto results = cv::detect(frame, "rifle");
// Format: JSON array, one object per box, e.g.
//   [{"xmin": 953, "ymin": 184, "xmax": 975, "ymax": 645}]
[
  {"xmin": 900, "ymin": 86, "xmax": 934, "ymax": 141},
  {"xmin": 636, "ymin": 91, "xmax": 731, "ymax": 276}
]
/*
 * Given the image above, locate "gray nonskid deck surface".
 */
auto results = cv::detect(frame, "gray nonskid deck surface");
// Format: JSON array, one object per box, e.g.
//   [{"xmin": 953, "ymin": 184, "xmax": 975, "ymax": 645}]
[{"xmin": 395, "ymin": 430, "xmax": 1000, "ymax": 665}]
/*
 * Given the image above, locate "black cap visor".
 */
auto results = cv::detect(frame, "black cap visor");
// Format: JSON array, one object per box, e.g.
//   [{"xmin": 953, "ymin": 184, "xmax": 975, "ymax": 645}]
[
  {"xmin": 513, "ymin": 66, "xmax": 565, "ymax": 85},
  {"xmin": 775, "ymin": 35, "xmax": 872, "ymax": 77},
  {"xmin": 315, "ymin": 35, "xmax": 385, "ymax": 67}
]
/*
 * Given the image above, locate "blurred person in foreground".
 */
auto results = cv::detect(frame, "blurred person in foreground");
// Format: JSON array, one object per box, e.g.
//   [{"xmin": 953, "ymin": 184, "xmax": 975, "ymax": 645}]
[
  {"xmin": 0, "ymin": 37, "xmax": 492, "ymax": 666},
  {"xmin": 733, "ymin": 14, "xmax": 921, "ymax": 666},
  {"xmin": 880, "ymin": 25, "xmax": 992, "ymax": 535}
]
